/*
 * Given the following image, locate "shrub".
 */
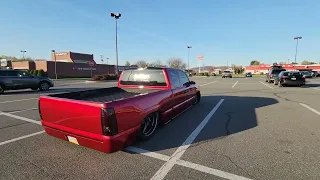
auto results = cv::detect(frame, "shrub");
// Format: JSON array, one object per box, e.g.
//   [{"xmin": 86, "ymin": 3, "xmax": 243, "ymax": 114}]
[
  {"xmin": 29, "ymin": 69, "xmax": 34, "ymax": 75},
  {"xmin": 33, "ymin": 70, "xmax": 39, "ymax": 76},
  {"xmin": 92, "ymin": 75, "xmax": 103, "ymax": 81},
  {"xmin": 37, "ymin": 69, "xmax": 45, "ymax": 76},
  {"xmin": 204, "ymin": 72, "xmax": 209, "ymax": 76},
  {"xmin": 198, "ymin": 72, "xmax": 204, "ymax": 76},
  {"xmin": 260, "ymin": 72, "xmax": 264, "ymax": 75}
]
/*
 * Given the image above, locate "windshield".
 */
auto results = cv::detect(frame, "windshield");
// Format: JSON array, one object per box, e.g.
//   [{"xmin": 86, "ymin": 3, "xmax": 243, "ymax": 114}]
[
  {"xmin": 119, "ymin": 69, "xmax": 167, "ymax": 86},
  {"xmin": 301, "ymin": 71, "xmax": 311, "ymax": 75},
  {"xmin": 272, "ymin": 69, "xmax": 286, "ymax": 74}
]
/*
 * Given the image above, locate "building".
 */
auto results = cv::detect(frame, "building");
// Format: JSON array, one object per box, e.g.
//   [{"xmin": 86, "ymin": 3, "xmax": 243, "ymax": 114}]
[
  {"xmin": 51, "ymin": 51, "xmax": 96, "ymax": 64},
  {"xmin": 245, "ymin": 64, "xmax": 320, "ymax": 74}
]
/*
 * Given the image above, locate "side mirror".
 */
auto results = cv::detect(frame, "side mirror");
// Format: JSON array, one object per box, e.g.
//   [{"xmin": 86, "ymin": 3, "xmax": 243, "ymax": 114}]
[{"xmin": 189, "ymin": 81, "xmax": 196, "ymax": 85}]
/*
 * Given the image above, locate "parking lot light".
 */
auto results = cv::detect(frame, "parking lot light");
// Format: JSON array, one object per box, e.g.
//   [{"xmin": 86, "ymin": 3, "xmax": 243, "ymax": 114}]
[
  {"xmin": 294, "ymin": 36, "xmax": 302, "ymax": 64},
  {"xmin": 111, "ymin": 13, "xmax": 121, "ymax": 76}
]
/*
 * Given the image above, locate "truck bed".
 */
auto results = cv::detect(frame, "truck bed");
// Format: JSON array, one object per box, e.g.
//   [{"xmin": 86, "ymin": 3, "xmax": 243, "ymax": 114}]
[{"xmin": 48, "ymin": 87, "xmax": 161, "ymax": 103}]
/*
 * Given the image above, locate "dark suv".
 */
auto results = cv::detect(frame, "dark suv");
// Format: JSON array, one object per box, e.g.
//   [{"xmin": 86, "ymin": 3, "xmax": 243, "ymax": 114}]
[
  {"xmin": 0, "ymin": 69, "xmax": 54, "ymax": 95},
  {"xmin": 265, "ymin": 67, "xmax": 286, "ymax": 83}
]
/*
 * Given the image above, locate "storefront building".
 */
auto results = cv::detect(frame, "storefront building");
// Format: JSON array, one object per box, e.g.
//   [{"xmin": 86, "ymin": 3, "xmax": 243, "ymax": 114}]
[{"xmin": 245, "ymin": 64, "xmax": 320, "ymax": 74}]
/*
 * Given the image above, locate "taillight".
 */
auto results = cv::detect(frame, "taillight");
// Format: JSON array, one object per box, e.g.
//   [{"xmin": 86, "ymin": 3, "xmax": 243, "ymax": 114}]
[
  {"xmin": 38, "ymin": 99, "xmax": 43, "ymax": 120},
  {"xmin": 101, "ymin": 108, "xmax": 118, "ymax": 136},
  {"xmin": 281, "ymin": 76, "xmax": 287, "ymax": 79},
  {"xmin": 270, "ymin": 74, "xmax": 272, "ymax": 77}
]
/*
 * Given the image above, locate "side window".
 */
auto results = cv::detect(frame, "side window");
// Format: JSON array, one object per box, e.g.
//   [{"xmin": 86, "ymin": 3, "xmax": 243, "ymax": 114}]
[
  {"xmin": 168, "ymin": 69, "xmax": 181, "ymax": 89},
  {"xmin": 177, "ymin": 70, "xmax": 189, "ymax": 85},
  {"xmin": 6, "ymin": 71, "xmax": 19, "ymax": 77}
]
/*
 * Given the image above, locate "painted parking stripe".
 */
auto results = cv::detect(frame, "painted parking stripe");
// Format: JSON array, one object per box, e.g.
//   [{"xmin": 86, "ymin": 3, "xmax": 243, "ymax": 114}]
[
  {"xmin": 150, "ymin": 99, "xmax": 224, "ymax": 180},
  {"xmin": 0, "ymin": 112, "xmax": 41, "ymax": 125},
  {"xmin": 199, "ymin": 81, "xmax": 218, "ymax": 87},
  {"xmin": 299, "ymin": 103, "xmax": 320, "ymax": 116},
  {"xmin": 0, "ymin": 98, "xmax": 38, "ymax": 104},
  {"xmin": 260, "ymin": 81, "xmax": 274, "ymax": 89},
  {"xmin": 232, "ymin": 81, "xmax": 239, "ymax": 88},
  {"xmin": 0, "ymin": 131, "xmax": 45, "ymax": 146}
]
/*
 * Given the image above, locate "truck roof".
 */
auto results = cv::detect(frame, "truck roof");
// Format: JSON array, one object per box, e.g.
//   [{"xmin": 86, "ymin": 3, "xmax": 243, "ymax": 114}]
[{"xmin": 123, "ymin": 67, "xmax": 182, "ymax": 71}]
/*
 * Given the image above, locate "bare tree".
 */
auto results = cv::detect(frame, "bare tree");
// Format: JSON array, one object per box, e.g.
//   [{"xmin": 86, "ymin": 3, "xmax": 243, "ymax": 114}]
[
  {"xmin": 135, "ymin": 60, "xmax": 148, "ymax": 68},
  {"xmin": 149, "ymin": 60, "xmax": 166, "ymax": 67},
  {"xmin": 167, "ymin": 58, "xmax": 186, "ymax": 69},
  {"xmin": 124, "ymin": 61, "xmax": 130, "ymax": 66}
]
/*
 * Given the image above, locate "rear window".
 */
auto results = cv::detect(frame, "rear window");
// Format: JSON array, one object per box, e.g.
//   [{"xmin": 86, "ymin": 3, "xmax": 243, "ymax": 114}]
[
  {"xmin": 119, "ymin": 69, "xmax": 167, "ymax": 86},
  {"xmin": 272, "ymin": 69, "xmax": 286, "ymax": 74},
  {"xmin": 288, "ymin": 72, "xmax": 302, "ymax": 76}
]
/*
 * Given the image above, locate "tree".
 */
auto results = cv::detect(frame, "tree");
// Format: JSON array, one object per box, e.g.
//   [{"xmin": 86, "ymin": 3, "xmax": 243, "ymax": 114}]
[
  {"xmin": 250, "ymin": 60, "xmax": 260, "ymax": 65},
  {"xmin": 292, "ymin": 62, "xmax": 298, "ymax": 64},
  {"xmin": 124, "ymin": 61, "xmax": 130, "ymax": 66},
  {"xmin": 135, "ymin": 60, "xmax": 148, "ymax": 68},
  {"xmin": 149, "ymin": 60, "xmax": 165, "ymax": 67},
  {"xmin": 301, "ymin": 60, "xmax": 316, "ymax": 65},
  {"xmin": 167, "ymin": 58, "xmax": 186, "ymax": 69}
]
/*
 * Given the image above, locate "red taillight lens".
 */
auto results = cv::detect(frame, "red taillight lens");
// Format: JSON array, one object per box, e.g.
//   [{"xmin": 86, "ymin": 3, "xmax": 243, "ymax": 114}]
[
  {"xmin": 101, "ymin": 108, "xmax": 118, "ymax": 136},
  {"xmin": 270, "ymin": 74, "xmax": 272, "ymax": 77}
]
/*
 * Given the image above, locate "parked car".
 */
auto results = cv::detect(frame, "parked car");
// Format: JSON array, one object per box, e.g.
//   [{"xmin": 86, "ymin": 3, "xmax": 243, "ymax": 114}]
[
  {"xmin": 301, "ymin": 71, "xmax": 313, "ymax": 78},
  {"xmin": 222, "ymin": 71, "xmax": 232, "ymax": 78},
  {"xmin": 39, "ymin": 67, "xmax": 201, "ymax": 153},
  {"xmin": 265, "ymin": 68, "xmax": 286, "ymax": 83},
  {"xmin": 311, "ymin": 71, "xmax": 320, "ymax": 77},
  {"xmin": 0, "ymin": 69, "xmax": 54, "ymax": 95},
  {"xmin": 274, "ymin": 71, "xmax": 305, "ymax": 87},
  {"xmin": 245, "ymin": 72, "xmax": 252, "ymax": 77}
]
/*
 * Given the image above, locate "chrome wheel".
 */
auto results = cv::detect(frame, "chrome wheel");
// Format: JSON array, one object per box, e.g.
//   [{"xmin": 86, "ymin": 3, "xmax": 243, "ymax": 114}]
[{"xmin": 139, "ymin": 113, "xmax": 159, "ymax": 140}]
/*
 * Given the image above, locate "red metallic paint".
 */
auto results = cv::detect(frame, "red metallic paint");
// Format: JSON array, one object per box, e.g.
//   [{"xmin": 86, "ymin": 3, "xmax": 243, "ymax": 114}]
[{"xmin": 40, "ymin": 68, "xmax": 200, "ymax": 153}]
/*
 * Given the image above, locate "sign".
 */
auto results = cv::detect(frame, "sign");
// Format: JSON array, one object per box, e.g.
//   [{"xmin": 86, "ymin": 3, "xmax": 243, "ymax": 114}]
[
  {"xmin": 54, "ymin": 52, "xmax": 68, "ymax": 56},
  {"xmin": 89, "ymin": 61, "xmax": 95, "ymax": 67},
  {"xmin": 197, "ymin": 56, "xmax": 204, "ymax": 61},
  {"xmin": 73, "ymin": 67, "xmax": 96, "ymax": 71},
  {"xmin": 0, "ymin": 59, "xmax": 7, "ymax": 67}
]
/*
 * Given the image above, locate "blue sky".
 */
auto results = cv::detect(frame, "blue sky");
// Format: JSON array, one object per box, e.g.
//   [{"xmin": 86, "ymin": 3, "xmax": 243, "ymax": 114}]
[{"xmin": 1, "ymin": 0, "xmax": 320, "ymax": 67}]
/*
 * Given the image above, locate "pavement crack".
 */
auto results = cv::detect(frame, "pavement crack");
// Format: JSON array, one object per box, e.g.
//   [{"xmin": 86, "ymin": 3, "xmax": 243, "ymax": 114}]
[
  {"xmin": 222, "ymin": 154, "xmax": 257, "ymax": 179},
  {"xmin": 225, "ymin": 112, "xmax": 233, "ymax": 136},
  {"xmin": 272, "ymin": 92, "xmax": 301, "ymax": 104}
]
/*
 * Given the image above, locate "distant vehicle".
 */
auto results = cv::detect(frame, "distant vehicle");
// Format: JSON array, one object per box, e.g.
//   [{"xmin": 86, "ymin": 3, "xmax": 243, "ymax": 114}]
[
  {"xmin": 301, "ymin": 71, "xmax": 313, "ymax": 78},
  {"xmin": 274, "ymin": 71, "xmax": 305, "ymax": 87},
  {"xmin": 39, "ymin": 67, "xmax": 201, "ymax": 153},
  {"xmin": 311, "ymin": 71, "xmax": 320, "ymax": 77},
  {"xmin": 222, "ymin": 71, "xmax": 232, "ymax": 78},
  {"xmin": 0, "ymin": 69, "xmax": 54, "ymax": 95},
  {"xmin": 265, "ymin": 67, "xmax": 286, "ymax": 83},
  {"xmin": 245, "ymin": 72, "xmax": 252, "ymax": 77}
]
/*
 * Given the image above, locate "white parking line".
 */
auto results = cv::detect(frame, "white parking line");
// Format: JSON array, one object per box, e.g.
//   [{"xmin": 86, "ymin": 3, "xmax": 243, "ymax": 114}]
[
  {"xmin": 299, "ymin": 103, "xmax": 320, "ymax": 116},
  {"xmin": 260, "ymin": 81, "xmax": 274, "ymax": 89},
  {"xmin": 150, "ymin": 99, "xmax": 224, "ymax": 180},
  {"xmin": 0, "ymin": 131, "xmax": 45, "ymax": 146},
  {"xmin": 126, "ymin": 146, "xmax": 252, "ymax": 180},
  {"xmin": 232, "ymin": 81, "xmax": 239, "ymax": 88},
  {"xmin": 199, "ymin": 81, "xmax": 218, "ymax": 87},
  {"xmin": 6, "ymin": 108, "xmax": 38, "ymax": 114},
  {"xmin": 0, "ymin": 98, "xmax": 38, "ymax": 104},
  {"xmin": 0, "ymin": 112, "xmax": 41, "ymax": 125}
]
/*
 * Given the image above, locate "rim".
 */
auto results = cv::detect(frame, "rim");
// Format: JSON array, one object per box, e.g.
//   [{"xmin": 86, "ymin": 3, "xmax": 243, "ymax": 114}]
[
  {"xmin": 141, "ymin": 114, "xmax": 158, "ymax": 137},
  {"xmin": 41, "ymin": 83, "xmax": 49, "ymax": 90},
  {"xmin": 0, "ymin": 86, "xmax": 3, "ymax": 92}
]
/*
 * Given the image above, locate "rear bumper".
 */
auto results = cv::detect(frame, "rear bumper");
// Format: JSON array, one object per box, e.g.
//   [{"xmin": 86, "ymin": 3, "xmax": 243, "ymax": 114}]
[
  {"xmin": 41, "ymin": 121, "xmax": 140, "ymax": 153},
  {"xmin": 282, "ymin": 79, "xmax": 305, "ymax": 85}
]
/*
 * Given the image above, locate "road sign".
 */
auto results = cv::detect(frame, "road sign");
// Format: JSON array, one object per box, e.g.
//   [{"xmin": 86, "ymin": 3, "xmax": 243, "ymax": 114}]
[
  {"xmin": 197, "ymin": 56, "xmax": 204, "ymax": 60},
  {"xmin": 89, "ymin": 61, "xmax": 95, "ymax": 67},
  {"xmin": 0, "ymin": 59, "xmax": 7, "ymax": 67}
]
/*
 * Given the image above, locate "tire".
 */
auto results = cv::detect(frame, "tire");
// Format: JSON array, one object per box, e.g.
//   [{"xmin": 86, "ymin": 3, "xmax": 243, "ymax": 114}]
[
  {"xmin": 31, "ymin": 87, "xmax": 38, "ymax": 90},
  {"xmin": 138, "ymin": 112, "xmax": 159, "ymax": 141},
  {"xmin": 278, "ymin": 82, "xmax": 282, "ymax": 87},
  {"xmin": 39, "ymin": 82, "xmax": 50, "ymax": 91},
  {"xmin": 194, "ymin": 92, "xmax": 201, "ymax": 104},
  {"xmin": 0, "ymin": 84, "xmax": 5, "ymax": 95},
  {"xmin": 274, "ymin": 80, "xmax": 278, "ymax": 85}
]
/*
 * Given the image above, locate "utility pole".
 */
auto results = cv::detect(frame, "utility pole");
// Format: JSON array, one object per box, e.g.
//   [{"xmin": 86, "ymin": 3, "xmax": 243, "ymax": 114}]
[
  {"xmin": 187, "ymin": 46, "xmax": 192, "ymax": 74},
  {"xmin": 51, "ymin": 50, "xmax": 57, "ymax": 79}
]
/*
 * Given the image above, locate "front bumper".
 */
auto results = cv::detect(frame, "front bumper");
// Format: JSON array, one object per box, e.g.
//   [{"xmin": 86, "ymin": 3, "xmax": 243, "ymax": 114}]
[{"xmin": 41, "ymin": 120, "xmax": 140, "ymax": 153}]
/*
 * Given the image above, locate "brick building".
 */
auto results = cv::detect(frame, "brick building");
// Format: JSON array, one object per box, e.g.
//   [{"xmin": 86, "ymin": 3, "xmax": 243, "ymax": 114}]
[{"xmin": 51, "ymin": 51, "xmax": 96, "ymax": 64}]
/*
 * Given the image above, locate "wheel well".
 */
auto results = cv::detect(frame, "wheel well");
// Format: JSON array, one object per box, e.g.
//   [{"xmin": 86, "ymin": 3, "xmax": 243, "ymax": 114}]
[{"xmin": 39, "ymin": 80, "xmax": 49, "ymax": 85}]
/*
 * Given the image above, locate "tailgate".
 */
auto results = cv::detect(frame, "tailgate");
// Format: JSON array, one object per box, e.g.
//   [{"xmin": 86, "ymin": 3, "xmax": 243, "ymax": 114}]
[{"xmin": 39, "ymin": 96, "xmax": 105, "ymax": 135}]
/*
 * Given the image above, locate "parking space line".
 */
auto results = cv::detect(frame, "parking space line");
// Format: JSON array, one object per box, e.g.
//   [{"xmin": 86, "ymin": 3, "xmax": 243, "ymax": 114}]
[
  {"xmin": 199, "ymin": 81, "xmax": 218, "ymax": 87},
  {"xmin": 299, "ymin": 103, "xmax": 320, "ymax": 116},
  {"xmin": 260, "ymin": 81, "xmax": 274, "ymax": 89},
  {"xmin": 232, "ymin": 81, "xmax": 239, "ymax": 88},
  {"xmin": 6, "ymin": 108, "xmax": 38, "ymax": 114},
  {"xmin": 126, "ymin": 146, "xmax": 252, "ymax": 180},
  {"xmin": 150, "ymin": 99, "xmax": 224, "ymax": 180},
  {"xmin": 0, "ymin": 131, "xmax": 45, "ymax": 146},
  {"xmin": 0, "ymin": 112, "xmax": 41, "ymax": 125},
  {"xmin": 0, "ymin": 98, "xmax": 38, "ymax": 104}
]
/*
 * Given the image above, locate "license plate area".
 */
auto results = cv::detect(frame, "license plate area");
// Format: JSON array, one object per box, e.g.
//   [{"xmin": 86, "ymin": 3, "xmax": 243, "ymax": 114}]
[
  {"xmin": 67, "ymin": 136, "xmax": 79, "ymax": 145},
  {"xmin": 291, "ymin": 78, "xmax": 296, "ymax": 80}
]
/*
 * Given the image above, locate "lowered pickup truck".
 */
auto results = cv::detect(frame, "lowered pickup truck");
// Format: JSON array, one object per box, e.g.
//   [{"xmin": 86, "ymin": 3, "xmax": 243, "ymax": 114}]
[{"xmin": 39, "ymin": 67, "xmax": 201, "ymax": 153}]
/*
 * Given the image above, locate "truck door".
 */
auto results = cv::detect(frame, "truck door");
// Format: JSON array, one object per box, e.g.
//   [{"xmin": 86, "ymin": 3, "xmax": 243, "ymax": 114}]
[{"xmin": 177, "ymin": 70, "xmax": 196, "ymax": 107}]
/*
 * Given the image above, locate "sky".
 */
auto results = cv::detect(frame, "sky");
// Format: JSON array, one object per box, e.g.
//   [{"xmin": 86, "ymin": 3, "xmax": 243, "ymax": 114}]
[{"xmin": 1, "ymin": 0, "xmax": 320, "ymax": 68}]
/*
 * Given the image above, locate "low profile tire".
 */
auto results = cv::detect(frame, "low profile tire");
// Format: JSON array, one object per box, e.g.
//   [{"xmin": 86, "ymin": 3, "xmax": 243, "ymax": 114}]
[
  {"xmin": 0, "ymin": 85, "xmax": 5, "ymax": 95},
  {"xmin": 39, "ymin": 82, "xmax": 50, "ymax": 91},
  {"xmin": 138, "ymin": 112, "xmax": 159, "ymax": 141},
  {"xmin": 31, "ymin": 87, "xmax": 38, "ymax": 90},
  {"xmin": 194, "ymin": 92, "xmax": 201, "ymax": 104}
]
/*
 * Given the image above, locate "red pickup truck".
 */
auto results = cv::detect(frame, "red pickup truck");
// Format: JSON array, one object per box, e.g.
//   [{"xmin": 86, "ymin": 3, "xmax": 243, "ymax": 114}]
[{"xmin": 39, "ymin": 67, "xmax": 201, "ymax": 153}]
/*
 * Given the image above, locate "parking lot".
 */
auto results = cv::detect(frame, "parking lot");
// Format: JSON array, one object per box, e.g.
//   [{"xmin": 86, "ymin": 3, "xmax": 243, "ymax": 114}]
[{"xmin": 1, "ymin": 76, "xmax": 320, "ymax": 180}]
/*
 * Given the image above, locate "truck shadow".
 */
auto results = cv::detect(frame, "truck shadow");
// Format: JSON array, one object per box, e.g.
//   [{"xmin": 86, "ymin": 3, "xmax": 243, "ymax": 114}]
[
  {"xmin": 129, "ymin": 95, "xmax": 278, "ymax": 154},
  {"xmin": 2, "ymin": 88, "xmax": 99, "ymax": 95}
]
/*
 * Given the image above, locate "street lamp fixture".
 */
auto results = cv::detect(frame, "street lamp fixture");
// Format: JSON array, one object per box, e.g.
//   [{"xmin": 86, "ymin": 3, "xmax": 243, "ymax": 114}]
[
  {"xmin": 111, "ymin": 12, "xmax": 121, "ymax": 76},
  {"xmin": 293, "ymin": 36, "xmax": 302, "ymax": 64},
  {"xmin": 51, "ymin": 50, "xmax": 58, "ymax": 79},
  {"xmin": 187, "ymin": 46, "xmax": 192, "ymax": 73},
  {"xmin": 20, "ymin": 50, "xmax": 27, "ymax": 60}
]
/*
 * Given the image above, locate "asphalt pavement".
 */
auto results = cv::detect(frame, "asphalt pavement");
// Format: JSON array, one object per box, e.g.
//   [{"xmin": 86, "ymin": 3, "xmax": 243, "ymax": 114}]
[{"xmin": 0, "ymin": 76, "xmax": 320, "ymax": 180}]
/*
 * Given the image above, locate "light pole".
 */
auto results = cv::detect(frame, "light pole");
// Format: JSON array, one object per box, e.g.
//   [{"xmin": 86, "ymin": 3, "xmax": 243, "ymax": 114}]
[
  {"xmin": 20, "ymin": 50, "xmax": 27, "ymax": 60},
  {"xmin": 51, "ymin": 50, "xmax": 57, "ymax": 79},
  {"xmin": 100, "ymin": 55, "xmax": 104, "ymax": 64},
  {"xmin": 111, "ymin": 12, "xmax": 121, "ymax": 76},
  {"xmin": 106, "ymin": 58, "xmax": 109, "ymax": 64},
  {"xmin": 187, "ymin": 46, "xmax": 192, "ymax": 74},
  {"xmin": 294, "ymin": 36, "xmax": 302, "ymax": 64}
]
